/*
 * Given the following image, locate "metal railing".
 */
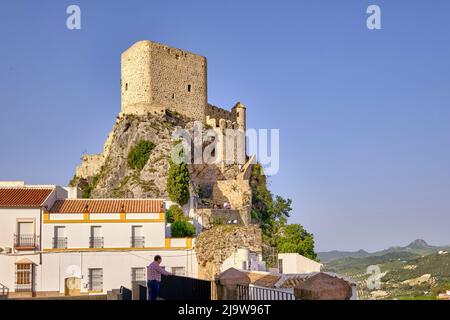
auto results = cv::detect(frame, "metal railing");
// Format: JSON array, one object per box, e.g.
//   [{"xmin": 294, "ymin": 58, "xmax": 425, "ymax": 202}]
[
  {"xmin": 89, "ymin": 237, "xmax": 104, "ymax": 248},
  {"xmin": 14, "ymin": 234, "xmax": 39, "ymax": 250},
  {"xmin": 159, "ymin": 275, "xmax": 212, "ymax": 300},
  {"xmin": 0, "ymin": 283, "xmax": 10, "ymax": 298},
  {"xmin": 237, "ymin": 285, "xmax": 295, "ymax": 300},
  {"xmin": 130, "ymin": 236, "xmax": 145, "ymax": 248},
  {"xmin": 52, "ymin": 237, "xmax": 68, "ymax": 249}
]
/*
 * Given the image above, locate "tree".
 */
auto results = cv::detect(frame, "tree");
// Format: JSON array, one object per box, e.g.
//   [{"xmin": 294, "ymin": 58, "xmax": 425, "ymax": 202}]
[
  {"xmin": 171, "ymin": 220, "xmax": 196, "ymax": 238},
  {"xmin": 167, "ymin": 147, "xmax": 190, "ymax": 205},
  {"xmin": 276, "ymin": 224, "xmax": 317, "ymax": 260}
]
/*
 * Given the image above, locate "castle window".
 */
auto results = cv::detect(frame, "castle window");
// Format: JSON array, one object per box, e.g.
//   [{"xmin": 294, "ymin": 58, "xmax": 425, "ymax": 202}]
[
  {"xmin": 188, "ymin": 85, "xmax": 191, "ymax": 92},
  {"xmin": 172, "ymin": 93, "xmax": 175, "ymax": 99},
  {"xmin": 125, "ymin": 83, "xmax": 128, "ymax": 91}
]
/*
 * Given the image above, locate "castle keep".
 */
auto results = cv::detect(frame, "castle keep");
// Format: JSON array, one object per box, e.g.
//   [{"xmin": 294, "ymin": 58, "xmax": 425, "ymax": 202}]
[
  {"xmin": 120, "ymin": 40, "xmax": 246, "ymax": 131},
  {"xmin": 76, "ymin": 40, "xmax": 248, "ymax": 179}
]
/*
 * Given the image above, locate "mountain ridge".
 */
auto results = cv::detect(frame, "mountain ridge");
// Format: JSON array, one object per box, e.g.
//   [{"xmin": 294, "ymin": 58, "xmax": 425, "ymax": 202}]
[{"xmin": 318, "ymin": 239, "xmax": 450, "ymax": 263}]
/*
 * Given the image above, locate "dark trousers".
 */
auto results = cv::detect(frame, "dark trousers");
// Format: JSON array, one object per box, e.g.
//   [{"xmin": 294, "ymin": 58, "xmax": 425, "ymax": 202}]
[{"xmin": 148, "ymin": 280, "xmax": 160, "ymax": 301}]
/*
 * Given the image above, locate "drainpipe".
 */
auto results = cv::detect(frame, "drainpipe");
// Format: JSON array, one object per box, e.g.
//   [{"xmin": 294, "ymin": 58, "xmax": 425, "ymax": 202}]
[{"xmin": 39, "ymin": 207, "xmax": 43, "ymax": 265}]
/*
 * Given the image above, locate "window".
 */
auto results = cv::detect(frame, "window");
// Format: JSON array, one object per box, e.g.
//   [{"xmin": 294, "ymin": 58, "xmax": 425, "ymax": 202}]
[
  {"xmin": 53, "ymin": 226, "xmax": 67, "ymax": 249},
  {"xmin": 15, "ymin": 263, "xmax": 33, "ymax": 292},
  {"xmin": 15, "ymin": 221, "xmax": 36, "ymax": 249},
  {"xmin": 90, "ymin": 226, "xmax": 103, "ymax": 248},
  {"xmin": 125, "ymin": 83, "xmax": 128, "ymax": 91},
  {"xmin": 171, "ymin": 267, "xmax": 185, "ymax": 276},
  {"xmin": 188, "ymin": 84, "xmax": 191, "ymax": 92},
  {"xmin": 131, "ymin": 226, "xmax": 144, "ymax": 248},
  {"xmin": 278, "ymin": 259, "xmax": 283, "ymax": 274},
  {"xmin": 88, "ymin": 268, "xmax": 103, "ymax": 292},
  {"xmin": 131, "ymin": 267, "xmax": 146, "ymax": 283}
]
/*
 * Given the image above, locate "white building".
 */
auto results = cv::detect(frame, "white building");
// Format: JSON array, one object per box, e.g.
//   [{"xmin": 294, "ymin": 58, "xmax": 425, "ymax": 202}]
[
  {"xmin": 220, "ymin": 248, "xmax": 266, "ymax": 273},
  {"xmin": 0, "ymin": 182, "xmax": 197, "ymax": 298},
  {"xmin": 277, "ymin": 253, "xmax": 322, "ymax": 274}
]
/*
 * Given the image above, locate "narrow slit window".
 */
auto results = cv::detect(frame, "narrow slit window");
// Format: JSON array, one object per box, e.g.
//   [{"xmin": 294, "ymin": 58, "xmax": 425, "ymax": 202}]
[{"xmin": 188, "ymin": 85, "xmax": 191, "ymax": 92}]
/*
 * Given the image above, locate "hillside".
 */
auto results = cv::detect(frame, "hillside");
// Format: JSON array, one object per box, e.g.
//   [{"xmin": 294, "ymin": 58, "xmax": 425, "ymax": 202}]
[
  {"xmin": 318, "ymin": 239, "xmax": 450, "ymax": 263},
  {"xmin": 322, "ymin": 240, "xmax": 450, "ymax": 300}
]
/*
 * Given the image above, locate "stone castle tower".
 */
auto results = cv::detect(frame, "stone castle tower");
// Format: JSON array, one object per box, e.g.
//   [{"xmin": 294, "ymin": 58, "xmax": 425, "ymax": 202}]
[
  {"xmin": 76, "ymin": 40, "xmax": 248, "ymax": 180},
  {"xmin": 121, "ymin": 40, "xmax": 208, "ymax": 121},
  {"xmin": 120, "ymin": 40, "xmax": 246, "ymax": 132}
]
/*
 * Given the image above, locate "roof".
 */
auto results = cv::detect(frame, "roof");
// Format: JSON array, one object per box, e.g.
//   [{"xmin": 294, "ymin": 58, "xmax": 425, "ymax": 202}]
[
  {"xmin": 0, "ymin": 188, "xmax": 54, "ymax": 208},
  {"xmin": 15, "ymin": 258, "xmax": 34, "ymax": 265},
  {"xmin": 49, "ymin": 199, "xmax": 164, "ymax": 214},
  {"xmin": 275, "ymin": 272, "xmax": 357, "ymax": 289},
  {"xmin": 246, "ymin": 272, "xmax": 281, "ymax": 288}
]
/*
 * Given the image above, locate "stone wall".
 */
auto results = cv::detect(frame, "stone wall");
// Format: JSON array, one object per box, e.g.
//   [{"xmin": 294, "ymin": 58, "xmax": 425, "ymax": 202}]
[
  {"xmin": 196, "ymin": 208, "xmax": 244, "ymax": 229},
  {"xmin": 75, "ymin": 154, "xmax": 104, "ymax": 179},
  {"xmin": 195, "ymin": 225, "xmax": 262, "ymax": 280},
  {"xmin": 121, "ymin": 40, "xmax": 207, "ymax": 121},
  {"xmin": 212, "ymin": 180, "xmax": 252, "ymax": 211}
]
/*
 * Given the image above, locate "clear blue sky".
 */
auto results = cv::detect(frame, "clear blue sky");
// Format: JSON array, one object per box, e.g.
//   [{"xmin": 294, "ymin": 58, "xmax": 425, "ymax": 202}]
[{"xmin": 1, "ymin": 0, "xmax": 449, "ymax": 252}]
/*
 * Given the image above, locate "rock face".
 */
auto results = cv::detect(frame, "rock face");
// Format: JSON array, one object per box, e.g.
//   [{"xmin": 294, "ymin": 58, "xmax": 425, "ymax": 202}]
[
  {"xmin": 195, "ymin": 225, "xmax": 262, "ymax": 280},
  {"xmin": 72, "ymin": 112, "xmax": 187, "ymax": 199},
  {"xmin": 71, "ymin": 112, "xmax": 253, "ymax": 208}
]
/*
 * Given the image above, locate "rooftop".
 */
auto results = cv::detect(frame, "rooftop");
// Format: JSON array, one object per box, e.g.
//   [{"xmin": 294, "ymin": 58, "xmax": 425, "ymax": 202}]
[
  {"xmin": 0, "ymin": 187, "xmax": 54, "ymax": 208},
  {"xmin": 49, "ymin": 199, "xmax": 164, "ymax": 214}
]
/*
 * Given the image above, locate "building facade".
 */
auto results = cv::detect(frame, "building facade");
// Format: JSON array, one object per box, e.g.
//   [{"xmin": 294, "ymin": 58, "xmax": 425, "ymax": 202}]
[{"xmin": 0, "ymin": 182, "xmax": 197, "ymax": 298}]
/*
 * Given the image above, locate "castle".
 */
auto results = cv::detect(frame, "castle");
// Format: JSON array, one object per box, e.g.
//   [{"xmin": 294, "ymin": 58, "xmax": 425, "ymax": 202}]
[
  {"xmin": 120, "ymin": 40, "xmax": 246, "ymax": 131},
  {"xmin": 76, "ymin": 40, "xmax": 248, "ymax": 179}
]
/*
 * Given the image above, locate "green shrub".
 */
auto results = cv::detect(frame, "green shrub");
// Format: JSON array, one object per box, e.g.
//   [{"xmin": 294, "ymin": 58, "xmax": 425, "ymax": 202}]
[
  {"xmin": 166, "ymin": 205, "xmax": 186, "ymax": 223},
  {"xmin": 171, "ymin": 220, "xmax": 196, "ymax": 238},
  {"xmin": 128, "ymin": 140, "xmax": 156, "ymax": 171},
  {"xmin": 167, "ymin": 148, "xmax": 190, "ymax": 205}
]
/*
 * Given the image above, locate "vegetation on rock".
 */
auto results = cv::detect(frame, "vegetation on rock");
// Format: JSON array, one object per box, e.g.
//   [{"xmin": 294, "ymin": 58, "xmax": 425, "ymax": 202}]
[{"xmin": 127, "ymin": 140, "xmax": 156, "ymax": 171}]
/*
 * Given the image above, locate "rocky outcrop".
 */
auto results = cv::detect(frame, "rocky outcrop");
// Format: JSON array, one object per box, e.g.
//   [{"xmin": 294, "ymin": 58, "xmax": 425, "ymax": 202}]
[
  {"xmin": 71, "ymin": 112, "xmax": 252, "ymax": 202},
  {"xmin": 72, "ymin": 112, "xmax": 187, "ymax": 198},
  {"xmin": 195, "ymin": 225, "xmax": 262, "ymax": 280}
]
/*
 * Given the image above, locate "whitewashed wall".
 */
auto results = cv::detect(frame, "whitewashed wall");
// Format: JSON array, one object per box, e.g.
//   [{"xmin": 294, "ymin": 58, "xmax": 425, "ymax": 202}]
[{"xmin": 42, "ymin": 221, "xmax": 166, "ymax": 249}]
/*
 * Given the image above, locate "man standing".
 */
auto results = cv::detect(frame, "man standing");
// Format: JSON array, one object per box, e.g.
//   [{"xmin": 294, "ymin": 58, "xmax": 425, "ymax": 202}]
[{"xmin": 147, "ymin": 255, "xmax": 172, "ymax": 300}]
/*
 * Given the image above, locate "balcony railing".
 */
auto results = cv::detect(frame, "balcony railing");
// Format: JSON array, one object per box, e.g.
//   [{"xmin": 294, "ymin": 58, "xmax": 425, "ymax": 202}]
[
  {"xmin": 14, "ymin": 234, "xmax": 39, "ymax": 250},
  {"xmin": 131, "ymin": 236, "xmax": 145, "ymax": 248},
  {"xmin": 52, "ymin": 237, "xmax": 68, "ymax": 249},
  {"xmin": 89, "ymin": 237, "xmax": 104, "ymax": 248}
]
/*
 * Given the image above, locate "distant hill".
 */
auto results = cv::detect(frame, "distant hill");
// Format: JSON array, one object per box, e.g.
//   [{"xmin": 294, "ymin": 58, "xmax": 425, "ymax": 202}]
[
  {"xmin": 318, "ymin": 239, "xmax": 450, "ymax": 263},
  {"xmin": 317, "ymin": 249, "xmax": 370, "ymax": 263},
  {"xmin": 320, "ymin": 240, "xmax": 450, "ymax": 300}
]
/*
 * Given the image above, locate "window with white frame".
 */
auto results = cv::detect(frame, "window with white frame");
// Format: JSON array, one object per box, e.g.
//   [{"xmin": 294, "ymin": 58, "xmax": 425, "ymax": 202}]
[
  {"xmin": 15, "ymin": 263, "xmax": 33, "ymax": 292},
  {"xmin": 90, "ymin": 226, "xmax": 103, "ymax": 248},
  {"xmin": 88, "ymin": 268, "xmax": 103, "ymax": 291},
  {"xmin": 131, "ymin": 267, "xmax": 146, "ymax": 283},
  {"xmin": 15, "ymin": 221, "xmax": 35, "ymax": 249},
  {"xmin": 53, "ymin": 226, "xmax": 67, "ymax": 249},
  {"xmin": 131, "ymin": 226, "xmax": 144, "ymax": 248}
]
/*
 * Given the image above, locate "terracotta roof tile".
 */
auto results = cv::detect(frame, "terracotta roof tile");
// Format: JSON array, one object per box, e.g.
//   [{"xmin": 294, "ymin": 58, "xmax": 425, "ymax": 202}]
[
  {"xmin": 247, "ymin": 272, "xmax": 281, "ymax": 288},
  {"xmin": 49, "ymin": 199, "xmax": 164, "ymax": 214},
  {"xmin": 0, "ymin": 188, "xmax": 53, "ymax": 208}
]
